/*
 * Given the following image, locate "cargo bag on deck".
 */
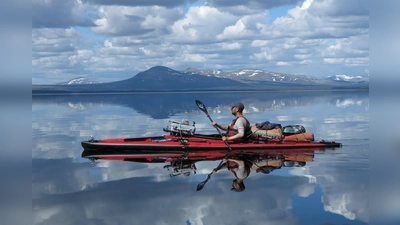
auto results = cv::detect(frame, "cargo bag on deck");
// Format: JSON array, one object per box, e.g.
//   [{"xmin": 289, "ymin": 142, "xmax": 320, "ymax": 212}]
[
  {"xmin": 283, "ymin": 154, "xmax": 314, "ymax": 162},
  {"xmin": 283, "ymin": 132, "xmax": 314, "ymax": 142},
  {"xmin": 282, "ymin": 125, "xmax": 306, "ymax": 135},
  {"xmin": 250, "ymin": 124, "xmax": 283, "ymax": 140}
]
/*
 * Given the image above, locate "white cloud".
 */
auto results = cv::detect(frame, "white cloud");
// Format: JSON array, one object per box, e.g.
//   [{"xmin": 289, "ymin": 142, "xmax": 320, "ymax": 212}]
[
  {"xmin": 171, "ymin": 6, "xmax": 237, "ymax": 43},
  {"xmin": 103, "ymin": 40, "xmax": 112, "ymax": 47},
  {"xmin": 277, "ymin": 61, "xmax": 290, "ymax": 66},
  {"xmin": 299, "ymin": 59, "xmax": 313, "ymax": 64},
  {"xmin": 217, "ymin": 13, "xmax": 269, "ymax": 40},
  {"xmin": 294, "ymin": 54, "xmax": 310, "ymax": 60},
  {"xmin": 68, "ymin": 49, "xmax": 93, "ymax": 66},
  {"xmin": 92, "ymin": 6, "xmax": 183, "ymax": 37},
  {"xmin": 182, "ymin": 54, "xmax": 206, "ymax": 62},
  {"xmin": 301, "ymin": 0, "xmax": 314, "ymax": 10},
  {"xmin": 221, "ymin": 42, "xmax": 242, "ymax": 50},
  {"xmin": 324, "ymin": 58, "xmax": 344, "ymax": 64},
  {"xmin": 251, "ymin": 40, "xmax": 269, "ymax": 47}
]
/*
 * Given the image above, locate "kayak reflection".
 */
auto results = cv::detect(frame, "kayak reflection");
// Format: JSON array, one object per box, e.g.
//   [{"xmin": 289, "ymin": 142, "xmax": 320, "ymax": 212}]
[
  {"xmin": 82, "ymin": 114, "xmax": 340, "ymax": 191},
  {"xmin": 82, "ymin": 147, "xmax": 316, "ymax": 191}
]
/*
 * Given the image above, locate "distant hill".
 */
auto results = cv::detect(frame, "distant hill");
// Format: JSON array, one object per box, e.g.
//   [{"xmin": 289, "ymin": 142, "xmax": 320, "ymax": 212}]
[
  {"xmin": 109, "ymin": 66, "xmax": 245, "ymax": 89},
  {"xmin": 32, "ymin": 66, "xmax": 369, "ymax": 94}
]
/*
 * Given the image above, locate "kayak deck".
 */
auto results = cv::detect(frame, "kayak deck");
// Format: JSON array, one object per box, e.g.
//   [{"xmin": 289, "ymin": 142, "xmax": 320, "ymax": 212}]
[{"xmin": 81, "ymin": 134, "xmax": 341, "ymax": 153}]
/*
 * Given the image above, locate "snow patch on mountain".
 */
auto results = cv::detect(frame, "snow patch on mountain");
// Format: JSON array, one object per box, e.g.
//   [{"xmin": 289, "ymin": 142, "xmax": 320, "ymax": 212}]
[
  {"xmin": 55, "ymin": 77, "xmax": 100, "ymax": 85},
  {"xmin": 326, "ymin": 75, "xmax": 369, "ymax": 82}
]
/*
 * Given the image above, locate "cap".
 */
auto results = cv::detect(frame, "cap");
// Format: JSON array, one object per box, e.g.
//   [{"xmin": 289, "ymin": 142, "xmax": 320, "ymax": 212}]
[
  {"xmin": 230, "ymin": 179, "xmax": 245, "ymax": 192},
  {"xmin": 231, "ymin": 102, "xmax": 244, "ymax": 112}
]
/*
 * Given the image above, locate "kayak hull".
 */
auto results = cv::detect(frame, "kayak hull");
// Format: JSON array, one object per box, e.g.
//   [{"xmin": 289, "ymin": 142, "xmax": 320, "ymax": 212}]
[{"xmin": 81, "ymin": 134, "xmax": 341, "ymax": 158}]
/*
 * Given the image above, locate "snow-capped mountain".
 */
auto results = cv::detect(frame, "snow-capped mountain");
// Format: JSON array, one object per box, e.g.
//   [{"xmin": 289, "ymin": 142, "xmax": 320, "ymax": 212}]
[
  {"xmin": 55, "ymin": 77, "xmax": 100, "ymax": 85},
  {"xmin": 184, "ymin": 68, "xmax": 358, "ymax": 85}
]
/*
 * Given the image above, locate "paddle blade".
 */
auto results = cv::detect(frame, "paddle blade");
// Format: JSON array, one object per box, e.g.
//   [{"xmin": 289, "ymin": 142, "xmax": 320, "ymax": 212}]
[
  {"xmin": 195, "ymin": 100, "xmax": 208, "ymax": 114},
  {"xmin": 196, "ymin": 173, "xmax": 211, "ymax": 191},
  {"xmin": 196, "ymin": 181, "xmax": 207, "ymax": 191}
]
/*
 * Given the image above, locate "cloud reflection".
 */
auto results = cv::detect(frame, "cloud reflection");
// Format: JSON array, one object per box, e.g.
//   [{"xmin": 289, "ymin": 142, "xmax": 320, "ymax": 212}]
[{"xmin": 33, "ymin": 167, "xmax": 313, "ymax": 225}]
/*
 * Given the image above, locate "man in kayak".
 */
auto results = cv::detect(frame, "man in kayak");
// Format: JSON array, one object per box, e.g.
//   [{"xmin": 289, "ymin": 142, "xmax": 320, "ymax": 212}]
[
  {"xmin": 212, "ymin": 102, "xmax": 251, "ymax": 142},
  {"xmin": 212, "ymin": 157, "xmax": 250, "ymax": 192}
]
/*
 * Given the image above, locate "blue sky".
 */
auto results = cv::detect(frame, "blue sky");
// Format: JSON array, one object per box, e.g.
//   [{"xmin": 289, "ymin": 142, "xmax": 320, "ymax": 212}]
[{"xmin": 32, "ymin": 0, "xmax": 369, "ymax": 84}]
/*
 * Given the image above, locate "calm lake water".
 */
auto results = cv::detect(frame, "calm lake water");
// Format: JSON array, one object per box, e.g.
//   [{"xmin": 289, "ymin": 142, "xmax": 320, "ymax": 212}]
[{"xmin": 32, "ymin": 90, "xmax": 369, "ymax": 225}]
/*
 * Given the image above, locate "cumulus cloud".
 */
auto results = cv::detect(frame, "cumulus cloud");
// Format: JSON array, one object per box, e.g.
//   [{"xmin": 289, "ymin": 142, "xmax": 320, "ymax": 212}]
[
  {"xmin": 32, "ymin": 28, "xmax": 81, "ymax": 57},
  {"xmin": 32, "ymin": 0, "xmax": 95, "ymax": 28},
  {"xmin": 91, "ymin": 6, "xmax": 183, "ymax": 37},
  {"xmin": 171, "ymin": 6, "xmax": 237, "ymax": 43},
  {"xmin": 32, "ymin": 162, "xmax": 311, "ymax": 225},
  {"xmin": 311, "ymin": 155, "xmax": 369, "ymax": 223},
  {"xmin": 82, "ymin": 0, "xmax": 197, "ymax": 8},
  {"xmin": 221, "ymin": 42, "xmax": 242, "ymax": 50},
  {"xmin": 206, "ymin": 0, "xmax": 303, "ymax": 14},
  {"xmin": 277, "ymin": 61, "xmax": 290, "ymax": 66},
  {"xmin": 32, "ymin": 0, "xmax": 369, "ymax": 84},
  {"xmin": 217, "ymin": 13, "xmax": 269, "ymax": 40}
]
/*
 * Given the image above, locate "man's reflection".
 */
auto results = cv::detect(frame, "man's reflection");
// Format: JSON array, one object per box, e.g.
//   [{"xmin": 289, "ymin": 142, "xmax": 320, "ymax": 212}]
[
  {"xmin": 208, "ymin": 152, "xmax": 313, "ymax": 191},
  {"xmin": 212, "ymin": 157, "xmax": 251, "ymax": 192}
]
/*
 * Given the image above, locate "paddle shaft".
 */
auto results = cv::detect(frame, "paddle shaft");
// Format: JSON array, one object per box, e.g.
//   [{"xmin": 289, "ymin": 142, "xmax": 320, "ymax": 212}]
[
  {"xmin": 195, "ymin": 100, "xmax": 235, "ymax": 191},
  {"xmin": 196, "ymin": 157, "xmax": 228, "ymax": 191},
  {"xmin": 203, "ymin": 110, "xmax": 233, "ymax": 151}
]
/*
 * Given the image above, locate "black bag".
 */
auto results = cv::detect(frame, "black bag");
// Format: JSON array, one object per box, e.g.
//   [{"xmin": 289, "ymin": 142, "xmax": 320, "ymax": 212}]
[
  {"xmin": 255, "ymin": 121, "xmax": 282, "ymax": 130},
  {"xmin": 282, "ymin": 125, "xmax": 306, "ymax": 135}
]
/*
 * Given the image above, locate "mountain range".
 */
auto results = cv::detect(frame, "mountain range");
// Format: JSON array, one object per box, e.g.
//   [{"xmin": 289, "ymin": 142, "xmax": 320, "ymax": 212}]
[{"xmin": 32, "ymin": 66, "xmax": 369, "ymax": 94}]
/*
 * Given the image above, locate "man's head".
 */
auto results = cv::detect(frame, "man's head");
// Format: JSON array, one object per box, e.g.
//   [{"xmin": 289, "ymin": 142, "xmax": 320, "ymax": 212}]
[
  {"xmin": 231, "ymin": 102, "xmax": 244, "ymax": 112},
  {"xmin": 231, "ymin": 179, "xmax": 245, "ymax": 192}
]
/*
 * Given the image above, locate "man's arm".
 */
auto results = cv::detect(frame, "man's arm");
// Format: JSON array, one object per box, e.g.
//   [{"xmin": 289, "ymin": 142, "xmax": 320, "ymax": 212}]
[
  {"xmin": 212, "ymin": 162, "xmax": 227, "ymax": 173},
  {"xmin": 227, "ymin": 159, "xmax": 244, "ymax": 166},
  {"xmin": 224, "ymin": 132, "xmax": 244, "ymax": 141},
  {"xmin": 212, "ymin": 121, "xmax": 228, "ymax": 130}
]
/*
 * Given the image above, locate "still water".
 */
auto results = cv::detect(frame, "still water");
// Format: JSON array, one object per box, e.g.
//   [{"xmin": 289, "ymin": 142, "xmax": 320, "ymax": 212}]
[{"xmin": 32, "ymin": 90, "xmax": 369, "ymax": 225}]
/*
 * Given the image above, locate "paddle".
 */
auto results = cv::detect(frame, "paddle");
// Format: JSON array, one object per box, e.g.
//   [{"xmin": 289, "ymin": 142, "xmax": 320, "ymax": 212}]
[
  {"xmin": 195, "ymin": 100, "xmax": 232, "ymax": 191},
  {"xmin": 195, "ymin": 100, "xmax": 233, "ymax": 151}
]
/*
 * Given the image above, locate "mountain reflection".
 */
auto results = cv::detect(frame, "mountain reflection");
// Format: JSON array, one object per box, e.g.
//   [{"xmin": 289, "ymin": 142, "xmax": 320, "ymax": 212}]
[{"xmin": 32, "ymin": 90, "xmax": 368, "ymax": 119}]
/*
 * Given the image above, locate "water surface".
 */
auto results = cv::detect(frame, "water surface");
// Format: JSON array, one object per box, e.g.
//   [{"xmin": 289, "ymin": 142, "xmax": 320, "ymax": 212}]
[{"xmin": 32, "ymin": 90, "xmax": 369, "ymax": 225}]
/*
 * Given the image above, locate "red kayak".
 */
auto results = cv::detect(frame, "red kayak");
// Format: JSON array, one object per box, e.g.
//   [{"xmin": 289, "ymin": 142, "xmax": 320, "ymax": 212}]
[
  {"xmin": 81, "ymin": 138, "xmax": 323, "ymax": 161},
  {"xmin": 81, "ymin": 100, "xmax": 341, "ymax": 158},
  {"xmin": 81, "ymin": 133, "xmax": 340, "ymax": 153}
]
